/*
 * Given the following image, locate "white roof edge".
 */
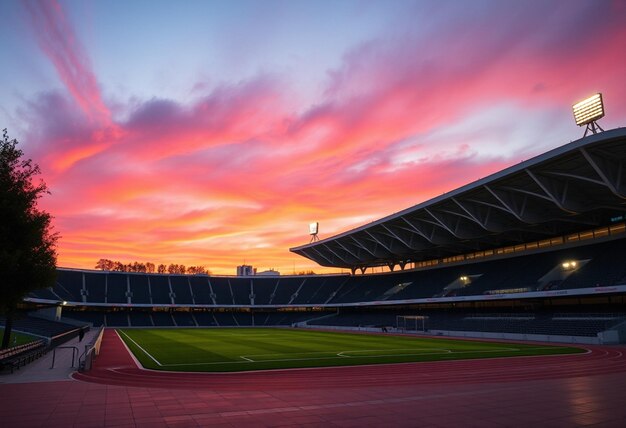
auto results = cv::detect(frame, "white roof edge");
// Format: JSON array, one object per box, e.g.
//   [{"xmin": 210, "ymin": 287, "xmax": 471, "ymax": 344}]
[{"xmin": 291, "ymin": 127, "xmax": 626, "ymax": 251}]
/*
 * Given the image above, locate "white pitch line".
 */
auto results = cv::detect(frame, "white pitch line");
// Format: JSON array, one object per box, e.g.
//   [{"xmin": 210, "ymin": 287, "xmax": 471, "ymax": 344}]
[
  {"xmin": 242, "ymin": 350, "xmax": 362, "ymax": 358},
  {"xmin": 337, "ymin": 348, "xmax": 451, "ymax": 358},
  {"xmin": 118, "ymin": 329, "xmax": 163, "ymax": 367},
  {"xmin": 155, "ymin": 346, "xmax": 558, "ymax": 367}
]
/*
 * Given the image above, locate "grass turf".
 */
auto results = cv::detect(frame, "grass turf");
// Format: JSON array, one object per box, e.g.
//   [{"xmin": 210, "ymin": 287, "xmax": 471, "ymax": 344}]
[
  {"xmin": 0, "ymin": 328, "xmax": 40, "ymax": 348},
  {"xmin": 117, "ymin": 328, "xmax": 585, "ymax": 372}
]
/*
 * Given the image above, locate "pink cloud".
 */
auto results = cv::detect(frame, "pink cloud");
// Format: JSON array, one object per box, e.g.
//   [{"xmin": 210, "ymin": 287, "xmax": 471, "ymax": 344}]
[
  {"xmin": 22, "ymin": 0, "xmax": 122, "ymax": 172},
  {"xmin": 23, "ymin": 0, "xmax": 110, "ymax": 124},
  {"xmin": 16, "ymin": 0, "xmax": 626, "ymax": 274}
]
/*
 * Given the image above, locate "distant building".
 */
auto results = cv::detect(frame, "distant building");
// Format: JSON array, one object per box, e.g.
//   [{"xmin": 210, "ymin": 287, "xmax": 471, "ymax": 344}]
[
  {"xmin": 236, "ymin": 265, "xmax": 256, "ymax": 276},
  {"xmin": 236, "ymin": 265, "xmax": 279, "ymax": 276},
  {"xmin": 256, "ymin": 269, "xmax": 280, "ymax": 276}
]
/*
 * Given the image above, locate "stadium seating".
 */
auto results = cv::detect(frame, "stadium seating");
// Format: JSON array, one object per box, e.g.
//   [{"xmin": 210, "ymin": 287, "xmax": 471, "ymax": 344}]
[
  {"xmin": 172, "ymin": 312, "xmax": 196, "ymax": 327},
  {"xmin": 85, "ymin": 273, "xmax": 106, "ymax": 303},
  {"xmin": 291, "ymin": 276, "xmax": 346, "ymax": 304},
  {"xmin": 250, "ymin": 278, "xmax": 279, "ymax": 305},
  {"xmin": 55, "ymin": 270, "xmax": 84, "ymax": 302},
  {"xmin": 232, "ymin": 312, "xmax": 254, "ymax": 326},
  {"xmin": 106, "ymin": 273, "xmax": 128, "ymax": 304},
  {"xmin": 105, "ymin": 312, "xmax": 129, "ymax": 327},
  {"xmin": 63, "ymin": 311, "xmax": 104, "ymax": 327},
  {"xmin": 170, "ymin": 276, "xmax": 193, "ymax": 304},
  {"xmin": 310, "ymin": 310, "xmax": 626, "ymax": 337},
  {"xmin": 267, "ymin": 277, "xmax": 305, "ymax": 305},
  {"xmin": 129, "ymin": 274, "xmax": 151, "ymax": 304},
  {"xmin": 23, "ymin": 238, "xmax": 626, "ymax": 343},
  {"xmin": 212, "ymin": 312, "xmax": 237, "ymax": 326},
  {"xmin": 151, "ymin": 312, "xmax": 175, "ymax": 326},
  {"xmin": 189, "ymin": 276, "xmax": 213, "ymax": 304},
  {"xmin": 0, "ymin": 340, "xmax": 47, "ymax": 373},
  {"xmin": 212, "ymin": 280, "xmax": 235, "ymax": 305},
  {"xmin": 128, "ymin": 311, "xmax": 153, "ymax": 327},
  {"xmin": 193, "ymin": 312, "xmax": 218, "ymax": 326},
  {"xmin": 27, "ymin": 286, "xmax": 59, "ymax": 302},
  {"xmin": 149, "ymin": 276, "xmax": 172, "ymax": 305},
  {"xmin": 228, "ymin": 278, "xmax": 252, "ymax": 305},
  {"xmin": 0, "ymin": 315, "xmax": 82, "ymax": 338}
]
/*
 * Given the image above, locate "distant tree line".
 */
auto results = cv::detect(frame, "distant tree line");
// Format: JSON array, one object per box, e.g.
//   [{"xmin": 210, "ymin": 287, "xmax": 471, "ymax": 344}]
[{"xmin": 95, "ymin": 259, "xmax": 210, "ymax": 275}]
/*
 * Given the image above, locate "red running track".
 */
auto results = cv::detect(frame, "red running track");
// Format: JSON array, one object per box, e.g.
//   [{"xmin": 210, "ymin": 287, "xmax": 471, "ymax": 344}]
[
  {"xmin": 2, "ymin": 329, "xmax": 626, "ymax": 427},
  {"xmin": 74, "ymin": 330, "xmax": 626, "ymax": 390}
]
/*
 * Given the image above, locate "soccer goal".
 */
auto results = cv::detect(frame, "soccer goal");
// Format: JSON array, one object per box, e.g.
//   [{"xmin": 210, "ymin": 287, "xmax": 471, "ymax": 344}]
[{"xmin": 396, "ymin": 315, "xmax": 428, "ymax": 333}]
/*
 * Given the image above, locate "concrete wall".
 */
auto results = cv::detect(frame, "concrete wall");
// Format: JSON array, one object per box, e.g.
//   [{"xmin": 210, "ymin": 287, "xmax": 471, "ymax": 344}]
[{"xmin": 298, "ymin": 324, "xmax": 603, "ymax": 345}]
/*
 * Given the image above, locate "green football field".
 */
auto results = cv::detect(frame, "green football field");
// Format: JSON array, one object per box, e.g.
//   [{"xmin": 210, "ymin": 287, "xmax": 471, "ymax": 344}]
[
  {"xmin": 117, "ymin": 328, "xmax": 584, "ymax": 372},
  {"xmin": 0, "ymin": 328, "xmax": 40, "ymax": 347}
]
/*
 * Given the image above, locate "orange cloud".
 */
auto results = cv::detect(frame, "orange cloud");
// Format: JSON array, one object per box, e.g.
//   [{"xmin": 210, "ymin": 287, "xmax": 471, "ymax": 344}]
[{"xmin": 17, "ymin": 0, "xmax": 626, "ymax": 274}]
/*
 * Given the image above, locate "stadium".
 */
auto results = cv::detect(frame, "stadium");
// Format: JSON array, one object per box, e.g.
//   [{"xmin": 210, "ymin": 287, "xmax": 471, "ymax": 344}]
[{"xmin": 2, "ymin": 105, "xmax": 626, "ymax": 426}]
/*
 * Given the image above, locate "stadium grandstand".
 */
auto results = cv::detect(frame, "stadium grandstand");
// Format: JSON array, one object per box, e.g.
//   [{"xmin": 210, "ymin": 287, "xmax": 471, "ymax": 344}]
[
  {"xmin": 3, "ymin": 122, "xmax": 626, "ymax": 428},
  {"xmin": 12, "ymin": 126, "xmax": 626, "ymax": 345}
]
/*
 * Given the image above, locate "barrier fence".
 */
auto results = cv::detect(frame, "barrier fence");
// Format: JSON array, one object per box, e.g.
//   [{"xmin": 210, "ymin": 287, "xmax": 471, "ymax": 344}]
[{"xmin": 79, "ymin": 327, "xmax": 104, "ymax": 372}]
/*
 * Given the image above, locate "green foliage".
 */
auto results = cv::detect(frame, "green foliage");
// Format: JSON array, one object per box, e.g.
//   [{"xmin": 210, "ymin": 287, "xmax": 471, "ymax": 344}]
[
  {"xmin": 0, "ymin": 129, "xmax": 57, "ymax": 315},
  {"xmin": 94, "ymin": 258, "xmax": 209, "ymax": 275}
]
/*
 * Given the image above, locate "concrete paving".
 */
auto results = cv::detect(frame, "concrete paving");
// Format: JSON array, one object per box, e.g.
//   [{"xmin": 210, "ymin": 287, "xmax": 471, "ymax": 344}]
[
  {"xmin": 0, "ymin": 328, "xmax": 101, "ymax": 384},
  {"xmin": 2, "ymin": 330, "xmax": 626, "ymax": 427}
]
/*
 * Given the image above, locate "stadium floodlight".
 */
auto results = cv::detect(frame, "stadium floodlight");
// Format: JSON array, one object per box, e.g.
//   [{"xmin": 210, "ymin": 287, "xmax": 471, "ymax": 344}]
[
  {"xmin": 309, "ymin": 222, "xmax": 319, "ymax": 242},
  {"xmin": 561, "ymin": 261, "xmax": 577, "ymax": 270},
  {"xmin": 573, "ymin": 93, "xmax": 605, "ymax": 137}
]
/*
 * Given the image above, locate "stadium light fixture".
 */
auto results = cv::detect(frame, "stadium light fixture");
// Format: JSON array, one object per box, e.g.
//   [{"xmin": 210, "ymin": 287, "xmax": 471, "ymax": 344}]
[
  {"xmin": 561, "ymin": 261, "xmax": 577, "ymax": 270},
  {"xmin": 309, "ymin": 222, "xmax": 319, "ymax": 243},
  {"xmin": 573, "ymin": 93, "xmax": 605, "ymax": 137}
]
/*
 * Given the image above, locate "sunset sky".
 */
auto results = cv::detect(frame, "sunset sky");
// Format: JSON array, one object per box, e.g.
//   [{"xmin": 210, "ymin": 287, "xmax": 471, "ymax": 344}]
[{"xmin": 1, "ymin": 0, "xmax": 625, "ymax": 275}]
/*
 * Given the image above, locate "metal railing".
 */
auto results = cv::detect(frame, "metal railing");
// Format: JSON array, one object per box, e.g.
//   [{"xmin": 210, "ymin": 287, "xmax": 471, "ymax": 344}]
[
  {"xmin": 78, "ymin": 327, "xmax": 104, "ymax": 372},
  {"xmin": 50, "ymin": 346, "xmax": 78, "ymax": 369}
]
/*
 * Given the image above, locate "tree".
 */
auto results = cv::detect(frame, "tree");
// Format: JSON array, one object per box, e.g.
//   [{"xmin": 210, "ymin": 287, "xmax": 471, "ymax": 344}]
[
  {"xmin": 0, "ymin": 129, "xmax": 57, "ymax": 349},
  {"xmin": 188, "ymin": 265, "xmax": 208, "ymax": 275},
  {"xmin": 95, "ymin": 258, "xmax": 113, "ymax": 271}
]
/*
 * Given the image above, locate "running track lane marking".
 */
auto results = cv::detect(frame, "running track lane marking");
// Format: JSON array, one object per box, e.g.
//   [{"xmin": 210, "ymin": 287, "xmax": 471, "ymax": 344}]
[{"xmin": 118, "ymin": 329, "xmax": 163, "ymax": 366}]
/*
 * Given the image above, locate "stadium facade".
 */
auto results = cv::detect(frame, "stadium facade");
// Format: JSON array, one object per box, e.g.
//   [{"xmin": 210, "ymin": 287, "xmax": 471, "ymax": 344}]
[{"xmin": 19, "ymin": 127, "xmax": 626, "ymax": 344}]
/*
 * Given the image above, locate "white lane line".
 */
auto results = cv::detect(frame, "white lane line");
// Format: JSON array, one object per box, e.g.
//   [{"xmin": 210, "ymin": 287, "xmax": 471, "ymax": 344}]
[
  {"xmin": 118, "ymin": 329, "xmax": 163, "ymax": 366},
  {"xmin": 240, "ymin": 355, "xmax": 255, "ymax": 362}
]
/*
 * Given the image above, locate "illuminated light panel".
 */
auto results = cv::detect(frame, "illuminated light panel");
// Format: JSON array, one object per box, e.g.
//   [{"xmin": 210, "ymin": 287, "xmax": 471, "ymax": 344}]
[
  {"xmin": 309, "ymin": 222, "xmax": 319, "ymax": 235},
  {"xmin": 572, "ymin": 93, "xmax": 604, "ymax": 126}
]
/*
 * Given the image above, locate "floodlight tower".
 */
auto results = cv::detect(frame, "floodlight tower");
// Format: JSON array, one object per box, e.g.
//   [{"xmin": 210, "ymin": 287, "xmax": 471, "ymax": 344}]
[
  {"xmin": 309, "ymin": 222, "xmax": 319, "ymax": 243},
  {"xmin": 573, "ymin": 93, "xmax": 605, "ymax": 137}
]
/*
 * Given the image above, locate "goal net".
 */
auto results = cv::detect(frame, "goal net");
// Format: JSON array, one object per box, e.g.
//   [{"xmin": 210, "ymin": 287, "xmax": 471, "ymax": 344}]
[{"xmin": 396, "ymin": 315, "xmax": 429, "ymax": 333}]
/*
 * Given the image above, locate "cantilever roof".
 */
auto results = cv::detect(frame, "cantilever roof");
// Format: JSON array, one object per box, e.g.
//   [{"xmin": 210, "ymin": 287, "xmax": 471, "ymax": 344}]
[{"xmin": 290, "ymin": 127, "xmax": 626, "ymax": 269}]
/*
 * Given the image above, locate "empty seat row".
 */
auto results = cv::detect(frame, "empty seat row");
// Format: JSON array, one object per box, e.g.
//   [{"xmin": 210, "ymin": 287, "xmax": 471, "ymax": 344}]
[{"xmin": 29, "ymin": 238, "xmax": 626, "ymax": 307}]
